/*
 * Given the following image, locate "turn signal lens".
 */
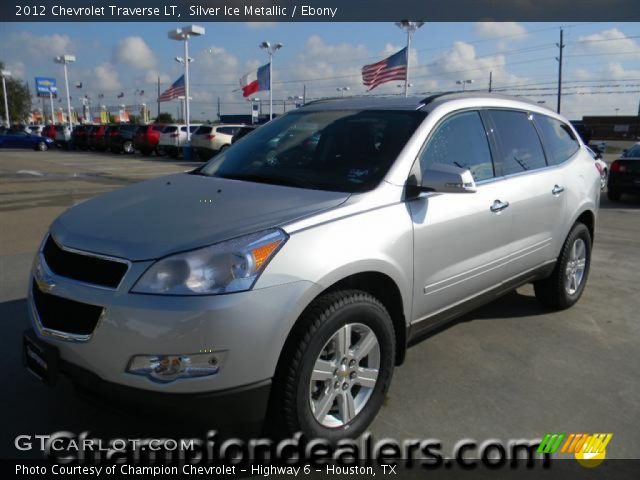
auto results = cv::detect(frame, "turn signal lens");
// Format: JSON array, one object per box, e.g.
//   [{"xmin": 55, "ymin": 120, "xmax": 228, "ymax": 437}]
[{"xmin": 251, "ymin": 241, "xmax": 281, "ymax": 269}]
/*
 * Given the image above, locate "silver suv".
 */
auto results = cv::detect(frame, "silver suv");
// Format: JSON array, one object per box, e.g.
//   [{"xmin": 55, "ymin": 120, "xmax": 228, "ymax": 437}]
[{"xmin": 24, "ymin": 93, "xmax": 599, "ymax": 440}]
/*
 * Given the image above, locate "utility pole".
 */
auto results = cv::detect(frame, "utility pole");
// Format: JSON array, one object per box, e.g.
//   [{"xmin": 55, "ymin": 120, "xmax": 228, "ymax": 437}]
[
  {"xmin": 303, "ymin": 84, "xmax": 306, "ymax": 105},
  {"xmin": 217, "ymin": 96, "xmax": 220, "ymax": 120},
  {"xmin": 157, "ymin": 75, "xmax": 160, "ymax": 121},
  {"xmin": 488, "ymin": 71, "xmax": 492, "ymax": 93},
  {"xmin": 556, "ymin": 28, "xmax": 565, "ymax": 114}
]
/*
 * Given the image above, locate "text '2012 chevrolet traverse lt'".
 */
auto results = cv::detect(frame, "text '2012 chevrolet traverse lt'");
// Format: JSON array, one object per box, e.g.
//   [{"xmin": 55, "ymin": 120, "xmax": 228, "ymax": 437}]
[{"xmin": 24, "ymin": 93, "xmax": 600, "ymax": 441}]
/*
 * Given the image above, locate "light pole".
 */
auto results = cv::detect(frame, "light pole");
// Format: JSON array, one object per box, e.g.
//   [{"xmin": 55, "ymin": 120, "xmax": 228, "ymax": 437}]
[
  {"xmin": 259, "ymin": 41, "xmax": 283, "ymax": 121},
  {"xmin": 1, "ymin": 69, "xmax": 11, "ymax": 127},
  {"xmin": 456, "ymin": 79, "xmax": 474, "ymax": 91},
  {"xmin": 336, "ymin": 86, "xmax": 350, "ymax": 97},
  {"xmin": 54, "ymin": 55, "xmax": 76, "ymax": 128},
  {"xmin": 395, "ymin": 21, "xmax": 424, "ymax": 98},
  {"xmin": 169, "ymin": 25, "xmax": 205, "ymax": 157}
]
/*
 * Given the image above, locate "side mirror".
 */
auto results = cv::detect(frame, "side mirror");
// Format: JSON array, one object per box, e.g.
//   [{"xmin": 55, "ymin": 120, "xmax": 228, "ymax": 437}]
[{"xmin": 420, "ymin": 163, "xmax": 477, "ymax": 194}]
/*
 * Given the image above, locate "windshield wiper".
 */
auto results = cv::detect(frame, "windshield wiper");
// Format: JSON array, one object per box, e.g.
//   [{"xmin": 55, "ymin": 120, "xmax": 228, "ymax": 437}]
[{"xmin": 217, "ymin": 172, "xmax": 316, "ymax": 189}]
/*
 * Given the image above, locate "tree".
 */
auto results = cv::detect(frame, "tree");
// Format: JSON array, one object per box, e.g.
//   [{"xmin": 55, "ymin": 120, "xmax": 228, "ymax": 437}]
[
  {"xmin": 0, "ymin": 61, "xmax": 31, "ymax": 124},
  {"xmin": 155, "ymin": 112, "xmax": 174, "ymax": 123}
]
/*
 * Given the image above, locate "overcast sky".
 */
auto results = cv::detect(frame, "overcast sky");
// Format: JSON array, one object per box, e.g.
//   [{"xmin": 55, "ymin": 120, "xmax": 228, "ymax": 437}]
[{"xmin": 1, "ymin": 21, "xmax": 639, "ymax": 119}]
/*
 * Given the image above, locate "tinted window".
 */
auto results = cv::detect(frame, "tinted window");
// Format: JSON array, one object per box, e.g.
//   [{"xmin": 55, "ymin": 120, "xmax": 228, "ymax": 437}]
[
  {"xmin": 196, "ymin": 126, "xmax": 213, "ymax": 134},
  {"xmin": 218, "ymin": 127, "xmax": 240, "ymax": 136},
  {"xmin": 534, "ymin": 115, "xmax": 579, "ymax": 165},
  {"xmin": 163, "ymin": 126, "xmax": 177, "ymax": 133},
  {"xmin": 198, "ymin": 110, "xmax": 425, "ymax": 193},
  {"xmin": 489, "ymin": 110, "xmax": 547, "ymax": 175},
  {"xmin": 418, "ymin": 111, "xmax": 494, "ymax": 182}
]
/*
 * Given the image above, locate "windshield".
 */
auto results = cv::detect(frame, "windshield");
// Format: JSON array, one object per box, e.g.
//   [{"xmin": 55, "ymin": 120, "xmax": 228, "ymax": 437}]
[
  {"xmin": 197, "ymin": 109, "xmax": 425, "ymax": 192},
  {"xmin": 623, "ymin": 145, "xmax": 640, "ymax": 158}
]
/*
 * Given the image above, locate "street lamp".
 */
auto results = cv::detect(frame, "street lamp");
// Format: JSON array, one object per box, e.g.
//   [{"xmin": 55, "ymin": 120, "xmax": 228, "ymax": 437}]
[
  {"xmin": 168, "ymin": 25, "xmax": 205, "ymax": 156},
  {"xmin": 395, "ymin": 21, "xmax": 424, "ymax": 97},
  {"xmin": 456, "ymin": 79, "xmax": 474, "ymax": 91},
  {"xmin": 54, "ymin": 55, "xmax": 76, "ymax": 128},
  {"xmin": 336, "ymin": 86, "xmax": 350, "ymax": 97},
  {"xmin": 1, "ymin": 69, "xmax": 11, "ymax": 127},
  {"xmin": 259, "ymin": 41, "xmax": 283, "ymax": 121}
]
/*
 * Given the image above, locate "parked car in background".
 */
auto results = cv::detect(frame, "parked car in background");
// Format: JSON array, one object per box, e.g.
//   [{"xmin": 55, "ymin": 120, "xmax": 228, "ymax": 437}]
[
  {"xmin": 191, "ymin": 124, "xmax": 244, "ymax": 159},
  {"xmin": 23, "ymin": 94, "xmax": 599, "ymax": 441},
  {"xmin": 586, "ymin": 146, "xmax": 608, "ymax": 190},
  {"xmin": 0, "ymin": 128, "xmax": 54, "ymax": 151},
  {"xmin": 42, "ymin": 125, "xmax": 57, "ymax": 142},
  {"xmin": 29, "ymin": 125, "xmax": 45, "ymax": 136},
  {"xmin": 134, "ymin": 124, "xmax": 166, "ymax": 156},
  {"xmin": 231, "ymin": 125, "xmax": 259, "ymax": 144},
  {"xmin": 71, "ymin": 125, "xmax": 92, "ymax": 150},
  {"xmin": 158, "ymin": 124, "xmax": 201, "ymax": 158},
  {"xmin": 54, "ymin": 125, "xmax": 72, "ymax": 148},
  {"xmin": 107, "ymin": 124, "xmax": 137, "ymax": 154},
  {"xmin": 88, "ymin": 125, "xmax": 109, "ymax": 151},
  {"xmin": 607, "ymin": 142, "xmax": 640, "ymax": 201}
]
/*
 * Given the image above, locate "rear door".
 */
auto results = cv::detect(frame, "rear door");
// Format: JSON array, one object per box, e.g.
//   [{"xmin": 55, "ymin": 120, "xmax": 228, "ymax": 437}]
[
  {"xmin": 486, "ymin": 109, "xmax": 569, "ymax": 276},
  {"xmin": 409, "ymin": 110, "xmax": 513, "ymax": 323}
]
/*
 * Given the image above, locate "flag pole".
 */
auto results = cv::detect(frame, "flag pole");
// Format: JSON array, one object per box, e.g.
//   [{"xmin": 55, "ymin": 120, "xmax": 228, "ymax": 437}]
[{"xmin": 396, "ymin": 22, "xmax": 424, "ymax": 98}]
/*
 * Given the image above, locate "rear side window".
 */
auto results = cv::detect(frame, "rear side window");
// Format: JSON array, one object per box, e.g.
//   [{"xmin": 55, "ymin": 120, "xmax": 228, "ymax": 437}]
[
  {"xmin": 196, "ymin": 126, "xmax": 213, "ymax": 134},
  {"xmin": 418, "ymin": 111, "xmax": 495, "ymax": 182},
  {"xmin": 534, "ymin": 115, "xmax": 579, "ymax": 165},
  {"xmin": 217, "ymin": 127, "xmax": 240, "ymax": 136},
  {"xmin": 488, "ymin": 110, "xmax": 547, "ymax": 175},
  {"xmin": 152, "ymin": 125, "xmax": 164, "ymax": 132},
  {"xmin": 163, "ymin": 126, "xmax": 177, "ymax": 133}
]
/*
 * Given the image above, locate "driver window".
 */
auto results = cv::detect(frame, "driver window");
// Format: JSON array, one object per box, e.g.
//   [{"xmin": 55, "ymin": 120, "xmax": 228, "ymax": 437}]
[{"xmin": 418, "ymin": 111, "xmax": 495, "ymax": 182}]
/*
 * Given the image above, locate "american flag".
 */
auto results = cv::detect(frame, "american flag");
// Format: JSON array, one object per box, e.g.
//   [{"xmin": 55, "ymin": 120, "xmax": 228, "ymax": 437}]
[
  {"xmin": 158, "ymin": 75, "xmax": 185, "ymax": 102},
  {"xmin": 362, "ymin": 47, "xmax": 408, "ymax": 91}
]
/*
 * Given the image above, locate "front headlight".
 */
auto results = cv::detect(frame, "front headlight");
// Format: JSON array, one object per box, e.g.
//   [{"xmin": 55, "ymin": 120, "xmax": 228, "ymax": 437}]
[{"xmin": 131, "ymin": 229, "xmax": 287, "ymax": 295}]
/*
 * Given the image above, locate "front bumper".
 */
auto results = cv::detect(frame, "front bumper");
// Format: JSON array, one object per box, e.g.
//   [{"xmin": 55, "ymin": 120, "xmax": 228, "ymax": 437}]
[{"xmin": 28, "ymin": 253, "xmax": 322, "ymax": 394}]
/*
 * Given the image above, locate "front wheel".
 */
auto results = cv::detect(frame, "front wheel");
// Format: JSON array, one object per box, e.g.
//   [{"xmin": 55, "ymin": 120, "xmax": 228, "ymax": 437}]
[
  {"xmin": 534, "ymin": 223, "xmax": 591, "ymax": 310},
  {"xmin": 270, "ymin": 290, "xmax": 395, "ymax": 441},
  {"xmin": 36, "ymin": 141, "xmax": 48, "ymax": 151},
  {"xmin": 123, "ymin": 140, "xmax": 134, "ymax": 154}
]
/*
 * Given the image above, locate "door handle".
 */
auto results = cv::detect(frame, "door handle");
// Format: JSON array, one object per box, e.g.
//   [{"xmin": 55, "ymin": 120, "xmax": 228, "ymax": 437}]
[
  {"xmin": 552, "ymin": 185, "xmax": 565, "ymax": 195},
  {"xmin": 490, "ymin": 200, "xmax": 510, "ymax": 213}
]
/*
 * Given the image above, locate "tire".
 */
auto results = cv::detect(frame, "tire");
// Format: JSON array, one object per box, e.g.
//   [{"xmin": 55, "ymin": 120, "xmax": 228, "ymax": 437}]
[
  {"xmin": 534, "ymin": 223, "xmax": 592, "ymax": 310},
  {"xmin": 123, "ymin": 140, "xmax": 134, "ymax": 154},
  {"xmin": 36, "ymin": 141, "xmax": 48, "ymax": 152},
  {"xmin": 269, "ymin": 290, "xmax": 395, "ymax": 442},
  {"xmin": 607, "ymin": 189, "xmax": 621, "ymax": 202}
]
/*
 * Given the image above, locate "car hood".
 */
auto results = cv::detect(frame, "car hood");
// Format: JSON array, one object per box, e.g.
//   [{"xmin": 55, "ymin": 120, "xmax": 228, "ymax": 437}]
[{"xmin": 50, "ymin": 173, "xmax": 349, "ymax": 261}]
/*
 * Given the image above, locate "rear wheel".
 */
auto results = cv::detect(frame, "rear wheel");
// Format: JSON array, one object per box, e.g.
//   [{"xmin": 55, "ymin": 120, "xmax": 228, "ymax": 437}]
[
  {"xmin": 534, "ymin": 223, "xmax": 591, "ymax": 310},
  {"xmin": 123, "ymin": 140, "xmax": 134, "ymax": 154},
  {"xmin": 607, "ymin": 189, "xmax": 621, "ymax": 202},
  {"xmin": 36, "ymin": 141, "xmax": 48, "ymax": 152},
  {"xmin": 269, "ymin": 290, "xmax": 395, "ymax": 441}
]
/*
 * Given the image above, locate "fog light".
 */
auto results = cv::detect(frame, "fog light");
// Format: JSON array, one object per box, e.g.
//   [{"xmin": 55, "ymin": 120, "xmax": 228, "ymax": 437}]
[{"xmin": 126, "ymin": 352, "xmax": 224, "ymax": 383}]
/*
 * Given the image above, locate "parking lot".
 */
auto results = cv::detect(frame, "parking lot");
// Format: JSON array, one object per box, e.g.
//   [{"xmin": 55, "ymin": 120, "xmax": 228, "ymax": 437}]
[{"xmin": 1, "ymin": 147, "xmax": 639, "ymax": 459}]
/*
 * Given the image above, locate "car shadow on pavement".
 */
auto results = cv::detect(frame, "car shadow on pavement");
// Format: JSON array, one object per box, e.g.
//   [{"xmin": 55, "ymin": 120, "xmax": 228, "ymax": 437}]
[
  {"xmin": 599, "ymin": 194, "xmax": 640, "ymax": 209},
  {"xmin": 1, "ymin": 298, "xmax": 262, "ymax": 459}
]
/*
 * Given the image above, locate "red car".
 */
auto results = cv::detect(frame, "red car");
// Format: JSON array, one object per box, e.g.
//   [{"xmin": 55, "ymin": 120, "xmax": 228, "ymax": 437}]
[
  {"xmin": 134, "ymin": 124, "xmax": 166, "ymax": 156},
  {"xmin": 41, "ymin": 125, "xmax": 57, "ymax": 142},
  {"xmin": 88, "ymin": 125, "xmax": 109, "ymax": 151}
]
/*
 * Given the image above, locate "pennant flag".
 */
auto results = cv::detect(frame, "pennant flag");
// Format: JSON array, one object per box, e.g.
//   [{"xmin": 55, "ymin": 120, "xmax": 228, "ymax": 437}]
[
  {"xmin": 362, "ymin": 47, "xmax": 408, "ymax": 91},
  {"xmin": 158, "ymin": 75, "xmax": 185, "ymax": 102},
  {"xmin": 239, "ymin": 64, "xmax": 270, "ymax": 97}
]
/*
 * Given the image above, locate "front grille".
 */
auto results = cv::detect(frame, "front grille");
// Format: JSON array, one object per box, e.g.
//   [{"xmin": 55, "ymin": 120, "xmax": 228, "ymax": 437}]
[
  {"xmin": 32, "ymin": 281, "xmax": 103, "ymax": 336},
  {"xmin": 42, "ymin": 236, "xmax": 128, "ymax": 288}
]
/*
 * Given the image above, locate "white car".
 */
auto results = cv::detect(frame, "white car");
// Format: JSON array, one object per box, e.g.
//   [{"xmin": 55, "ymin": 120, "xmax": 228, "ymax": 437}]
[
  {"xmin": 586, "ymin": 146, "xmax": 608, "ymax": 190},
  {"xmin": 54, "ymin": 125, "xmax": 72, "ymax": 148},
  {"xmin": 28, "ymin": 125, "xmax": 45, "ymax": 136},
  {"xmin": 158, "ymin": 124, "xmax": 201, "ymax": 158},
  {"xmin": 191, "ymin": 124, "xmax": 244, "ymax": 160}
]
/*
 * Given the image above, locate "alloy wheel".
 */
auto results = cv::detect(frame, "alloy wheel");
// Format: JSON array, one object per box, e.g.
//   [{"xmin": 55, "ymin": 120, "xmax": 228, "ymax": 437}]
[
  {"xmin": 309, "ymin": 323, "xmax": 380, "ymax": 428},
  {"xmin": 565, "ymin": 238, "xmax": 587, "ymax": 295}
]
